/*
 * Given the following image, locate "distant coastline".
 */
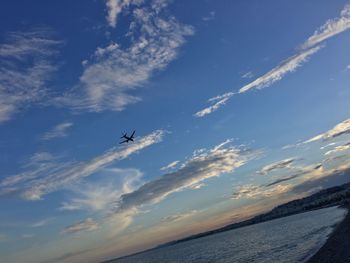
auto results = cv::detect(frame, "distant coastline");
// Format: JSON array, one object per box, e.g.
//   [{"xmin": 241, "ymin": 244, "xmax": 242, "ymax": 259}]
[
  {"xmin": 156, "ymin": 182, "xmax": 350, "ymax": 249},
  {"xmin": 103, "ymin": 182, "xmax": 350, "ymax": 263}
]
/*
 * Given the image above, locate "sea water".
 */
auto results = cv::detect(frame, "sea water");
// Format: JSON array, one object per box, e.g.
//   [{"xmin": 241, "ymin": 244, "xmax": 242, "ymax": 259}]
[{"xmin": 110, "ymin": 206, "xmax": 347, "ymax": 263}]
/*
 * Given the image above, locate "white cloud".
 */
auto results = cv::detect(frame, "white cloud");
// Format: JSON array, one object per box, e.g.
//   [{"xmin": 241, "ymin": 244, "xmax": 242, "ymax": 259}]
[
  {"xmin": 302, "ymin": 5, "xmax": 350, "ymax": 49},
  {"xmin": 194, "ymin": 95, "xmax": 233, "ymax": 118},
  {"xmin": 101, "ymin": 140, "xmax": 257, "ymax": 236},
  {"xmin": 304, "ymin": 119, "xmax": 350, "ymax": 144},
  {"xmin": 107, "ymin": 207, "xmax": 139, "ymax": 235},
  {"xmin": 233, "ymin": 156, "xmax": 350, "ymax": 201},
  {"xmin": 195, "ymin": 4, "xmax": 350, "ymax": 118},
  {"xmin": 0, "ymin": 130, "xmax": 164, "ymax": 200},
  {"xmin": 256, "ymin": 158, "xmax": 296, "ymax": 175},
  {"xmin": 116, "ymin": 140, "xmax": 256, "ymax": 212},
  {"xmin": 160, "ymin": 160, "xmax": 180, "ymax": 171},
  {"xmin": 237, "ymin": 46, "xmax": 321, "ymax": 94},
  {"xmin": 62, "ymin": 218, "xmax": 99, "ymax": 234},
  {"xmin": 60, "ymin": 168, "xmax": 142, "ymax": 212},
  {"xmin": 31, "ymin": 218, "xmax": 53, "ymax": 228},
  {"xmin": 0, "ymin": 30, "xmax": 61, "ymax": 122},
  {"xmin": 231, "ymin": 184, "xmax": 261, "ymax": 199},
  {"xmin": 41, "ymin": 122, "xmax": 73, "ymax": 140},
  {"xmin": 189, "ymin": 182, "xmax": 205, "ymax": 190},
  {"xmin": 106, "ymin": 0, "xmax": 134, "ymax": 28},
  {"xmin": 28, "ymin": 152, "xmax": 56, "ymax": 164},
  {"xmin": 232, "ymin": 184, "xmax": 292, "ymax": 200},
  {"xmin": 265, "ymin": 163, "xmax": 321, "ymax": 187},
  {"xmin": 195, "ymin": 46, "xmax": 321, "ymax": 117},
  {"xmin": 58, "ymin": 0, "xmax": 194, "ymax": 113},
  {"xmin": 320, "ymin": 142, "xmax": 336, "ymax": 150},
  {"xmin": 325, "ymin": 142, "xmax": 350, "ymax": 155},
  {"xmin": 241, "ymin": 71, "xmax": 254, "ymax": 79},
  {"xmin": 0, "ymin": 152, "xmax": 70, "ymax": 191}
]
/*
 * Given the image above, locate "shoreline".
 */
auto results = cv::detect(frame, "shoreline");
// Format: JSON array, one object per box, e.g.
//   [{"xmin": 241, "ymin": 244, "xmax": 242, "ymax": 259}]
[{"xmin": 306, "ymin": 206, "xmax": 350, "ymax": 263}]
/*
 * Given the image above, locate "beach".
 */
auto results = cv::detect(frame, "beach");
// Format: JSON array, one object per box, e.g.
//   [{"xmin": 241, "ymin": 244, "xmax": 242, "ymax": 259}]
[{"xmin": 307, "ymin": 206, "xmax": 350, "ymax": 263}]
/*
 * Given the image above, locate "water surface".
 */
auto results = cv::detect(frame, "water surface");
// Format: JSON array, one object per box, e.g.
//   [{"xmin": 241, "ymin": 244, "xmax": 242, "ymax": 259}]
[{"xmin": 111, "ymin": 206, "xmax": 347, "ymax": 263}]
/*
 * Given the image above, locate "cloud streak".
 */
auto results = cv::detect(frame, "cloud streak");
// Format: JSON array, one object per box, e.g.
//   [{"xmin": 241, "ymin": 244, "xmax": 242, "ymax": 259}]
[
  {"xmin": 62, "ymin": 218, "xmax": 99, "ymax": 234},
  {"xmin": 105, "ymin": 0, "xmax": 134, "ymax": 28},
  {"xmin": 264, "ymin": 164, "xmax": 321, "ymax": 187},
  {"xmin": 0, "ymin": 29, "xmax": 61, "ymax": 122},
  {"xmin": 304, "ymin": 119, "xmax": 350, "ymax": 144},
  {"xmin": 0, "ymin": 130, "xmax": 165, "ymax": 200},
  {"xmin": 41, "ymin": 121, "xmax": 73, "ymax": 140},
  {"xmin": 194, "ymin": 46, "xmax": 322, "ymax": 117},
  {"xmin": 325, "ymin": 142, "xmax": 350, "ymax": 156},
  {"xmin": 60, "ymin": 168, "xmax": 143, "ymax": 212},
  {"xmin": 232, "ymin": 184, "xmax": 292, "ymax": 200},
  {"xmin": 116, "ymin": 140, "xmax": 256, "ymax": 212},
  {"xmin": 302, "ymin": 5, "xmax": 350, "ymax": 49},
  {"xmin": 160, "ymin": 160, "xmax": 180, "ymax": 171},
  {"xmin": 195, "ymin": 4, "xmax": 350, "ymax": 117},
  {"xmin": 256, "ymin": 158, "xmax": 296, "ymax": 175}
]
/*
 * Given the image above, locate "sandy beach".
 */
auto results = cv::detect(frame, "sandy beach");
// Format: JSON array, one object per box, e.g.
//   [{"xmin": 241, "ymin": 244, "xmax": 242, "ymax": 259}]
[{"xmin": 307, "ymin": 206, "xmax": 350, "ymax": 263}]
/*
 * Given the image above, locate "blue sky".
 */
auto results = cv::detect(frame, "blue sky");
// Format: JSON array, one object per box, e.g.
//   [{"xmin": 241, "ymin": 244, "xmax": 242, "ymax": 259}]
[{"xmin": 1, "ymin": 0, "xmax": 350, "ymax": 262}]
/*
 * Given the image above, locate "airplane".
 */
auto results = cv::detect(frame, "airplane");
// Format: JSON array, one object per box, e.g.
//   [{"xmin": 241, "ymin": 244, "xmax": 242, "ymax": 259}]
[{"xmin": 120, "ymin": 130, "xmax": 136, "ymax": 144}]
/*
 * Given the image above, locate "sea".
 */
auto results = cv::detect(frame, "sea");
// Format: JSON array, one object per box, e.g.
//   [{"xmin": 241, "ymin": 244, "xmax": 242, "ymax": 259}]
[{"xmin": 110, "ymin": 206, "xmax": 347, "ymax": 263}]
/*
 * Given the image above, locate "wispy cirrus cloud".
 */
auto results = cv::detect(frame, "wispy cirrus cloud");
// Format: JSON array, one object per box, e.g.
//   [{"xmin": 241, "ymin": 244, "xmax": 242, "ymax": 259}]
[
  {"xmin": 233, "ymin": 154, "xmax": 350, "ymax": 202},
  {"xmin": 237, "ymin": 47, "xmax": 321, "ymax": 94},
  {"xmin": 105, "ymin": 0, "xmax": 134, "ymax": 28},
  {"xmin": 196, "ymin": 43, "xmax": 325, "ymax": 117},
  {"xmin": 41, "ymin": 121, "xmax": 73, "ymax": 141},
  {"xmin": 0, "ymin": 29, "xmax": 61, "ymax": 123},
  {"xmin": 60, "ymin": 168, "xmax": 142, "ymax": 212},
  {"xmin": 160, "ymin": 160, "xmax": 180, "ymax": 171},
  {"xmin": 0, "ymin": 130, "xmax": 164, "ymax": 200},
  {"xmin": 195, "ymin": 4, "xmax": 350, "ymax": 117},
  {"xmin": 304, "ymin": 119, "xmax": 350, "ymax": 144},
  {"xmin": 62, "ymin": 218, "xmax": 99, "ymax": 234},
  {"xmin": 57, "ymin": 0, "xmax": 193, "ymax": 113},
  {"xmin": 232, "ymin": 184, "xmax": 292, "ymax": 200},
  {"xmin": 264, "ymin": 163, "xmax": 321, "ymax": 187},
  {"xmin": 194, "ymin": 46, "xmax": 322, "ymax": 117},
  {"xmin": 0, "ymin": 152, "xmax": 69, "ymax": 192},
  {"xmin": 116, "ymin": 140, "xmax": 257, "ymax": 213},
  {"xmin": 30, "ymin": 218, "xmax": 53, "ymax": 228},
  {"xmin": 302, "ymin": 4, "xmax": 350, "ymax": 49},
  {"xmin": 325, "ymin": 142, "xmax": 350, "ymax": 156},
  {"xmin": 283, "ymin": 119, "xmax": 350, "ymax": 149},
  {"xmin": 256, "ymin": 158, "xmax": 296, "ymax": 175},
  {"xmin": 95, "ymin": 140, "xmax": 258, "ymax": 237},
  {"xmin": 194, "ymin": 93, "xmax": 234, "ymax": 118},
  {"xmin": 241, "ymin": 71, "xmax": 254, "ymax": 79},
  {"xmin": 232, "ymin": 163, "xmax": 324, "ymax": 200}
]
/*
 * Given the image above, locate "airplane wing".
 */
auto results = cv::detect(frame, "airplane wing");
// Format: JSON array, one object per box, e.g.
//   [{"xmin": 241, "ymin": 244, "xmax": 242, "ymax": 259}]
[
  {"xmin": 119, "ymin": 140, "xmax": 128, "ymax": 144},
  {"xmin": 131, "ymin": 130, "xmax": 136, "ymax": 137}
]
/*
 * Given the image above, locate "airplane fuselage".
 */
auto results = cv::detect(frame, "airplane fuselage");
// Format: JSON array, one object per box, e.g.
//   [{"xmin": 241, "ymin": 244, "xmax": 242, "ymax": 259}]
[{"xmin": 119, "ymin": 130, "xmax": 136, "ymax": 144}]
